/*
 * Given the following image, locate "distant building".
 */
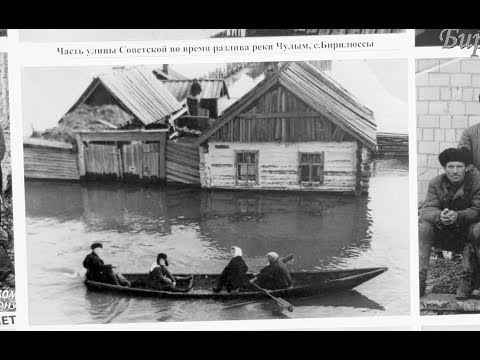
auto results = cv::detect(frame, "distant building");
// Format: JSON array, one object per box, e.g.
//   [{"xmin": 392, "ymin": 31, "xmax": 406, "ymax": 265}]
[
  {"xmin": 244, "ymin": 29, "xmax": 404, "ymax": 37},
  {"xmin": 211, "ymin": 29, "xmax": 246, "ymax": 38}
]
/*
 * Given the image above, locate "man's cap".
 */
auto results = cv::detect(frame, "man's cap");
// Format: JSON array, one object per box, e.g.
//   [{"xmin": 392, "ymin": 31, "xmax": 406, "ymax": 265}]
[
  {"xmin": 91, "ymin": 242, "xmax": 103, "ymax": 250},
  {"xmin": 438, "ymin": 147, "xmax": 473, "ymax": 167}
]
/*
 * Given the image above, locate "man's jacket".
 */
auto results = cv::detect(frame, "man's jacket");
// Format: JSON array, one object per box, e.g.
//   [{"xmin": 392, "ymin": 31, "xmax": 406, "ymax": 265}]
[{"xmin": 419, "ymin": 171, "xmax": 480, "ymax": 228}]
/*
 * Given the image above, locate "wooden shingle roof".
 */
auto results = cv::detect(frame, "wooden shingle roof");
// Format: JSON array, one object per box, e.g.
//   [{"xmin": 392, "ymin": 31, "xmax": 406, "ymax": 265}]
[{"xmin": 65, "ymin": 66, "xmax": 184, "ymax": 126}]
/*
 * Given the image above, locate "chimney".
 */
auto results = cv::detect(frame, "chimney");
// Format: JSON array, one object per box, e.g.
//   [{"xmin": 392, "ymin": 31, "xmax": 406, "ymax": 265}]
[{"xmin": 162, "ymin": 64, "xmax": 169, "ymax": 75}]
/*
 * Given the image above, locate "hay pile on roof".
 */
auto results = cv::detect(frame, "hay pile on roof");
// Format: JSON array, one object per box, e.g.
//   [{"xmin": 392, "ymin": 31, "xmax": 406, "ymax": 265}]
[{"xmin": 35, "ymin": 104, "xmax": 134, "ymax": 144}]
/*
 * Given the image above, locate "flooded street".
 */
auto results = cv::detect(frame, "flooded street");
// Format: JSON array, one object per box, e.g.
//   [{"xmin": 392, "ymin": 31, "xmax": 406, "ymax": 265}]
[{"xmin": 25, "ymin": 157, "xmax": 409, "ymax": 325}]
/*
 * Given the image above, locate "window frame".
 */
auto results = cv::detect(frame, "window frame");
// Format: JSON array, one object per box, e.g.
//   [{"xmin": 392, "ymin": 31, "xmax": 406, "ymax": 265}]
[
  {"xmin": 298, "ymin": 151, "xmax": 325, "ymax": 186},
  {"xmin": 234, "ymin": 150, "xmax": 259, "ymax": 186}
]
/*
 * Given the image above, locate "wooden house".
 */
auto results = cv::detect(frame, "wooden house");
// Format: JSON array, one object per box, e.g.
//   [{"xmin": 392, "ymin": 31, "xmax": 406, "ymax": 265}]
[
  {"xmin": 61, "ymin": 66, "xmax": 186, "ymax": 129},
  {"xmin": 192, "ymin": 61, "xmax": 377, "ymax": 195}
]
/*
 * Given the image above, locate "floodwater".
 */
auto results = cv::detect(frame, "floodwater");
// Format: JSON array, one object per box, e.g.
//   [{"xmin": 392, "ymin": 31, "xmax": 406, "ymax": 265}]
[{"xmin": 25, "ymin": 157, "xmax": 410, "ymax": 325}]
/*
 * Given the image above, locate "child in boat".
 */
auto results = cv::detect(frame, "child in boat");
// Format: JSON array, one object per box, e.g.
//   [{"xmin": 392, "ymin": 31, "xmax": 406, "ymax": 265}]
[
  {"xmin": 147, "ymin": 253, "xmax": 191, "ymax": 292},
  {"xmin": 213, "ymin": 246, "xmax": 248, "ymax": 293},
  {"xmin": 83, "ymin": 243, "xmax": 131, "ymax": 287}
]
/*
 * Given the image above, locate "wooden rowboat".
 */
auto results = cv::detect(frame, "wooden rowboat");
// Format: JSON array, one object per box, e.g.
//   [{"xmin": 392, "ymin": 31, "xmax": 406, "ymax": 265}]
[{"xmin": 84, "ymin": 267, "xmax": 388, "ymax": 300}]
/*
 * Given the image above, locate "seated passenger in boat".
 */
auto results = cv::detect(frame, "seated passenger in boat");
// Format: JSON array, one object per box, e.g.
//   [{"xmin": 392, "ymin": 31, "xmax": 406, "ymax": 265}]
[
  {"xmin": 83, "ymin": 243, "xmax": 131, "ymax": 287},
  {"xmin": 213, "ymin": 246, "xmax": 248, "ymax": 293},
  {"xmin": 147, "ymin": 253, "xmax": 191, "ymax": 292},
  {"xmin": 250, "ymin": 252, "xmax": 292, "ymax": 290}
]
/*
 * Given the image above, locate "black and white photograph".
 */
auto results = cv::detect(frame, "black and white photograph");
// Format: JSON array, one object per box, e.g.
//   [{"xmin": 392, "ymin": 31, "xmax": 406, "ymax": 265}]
[
  {"xmin": 0, "ymin": 52, "xmax": 15, "ymax": 308},
  {"xmin": 22, "ymin": 59, "xmax": 409, "ymax": 325},
  {"xmin": 19, "ymin": 29, "xmax": 405, "ymax": 43},
  {"xmin": 0, "ymin": 30, "xmax": 6, "ymax": 38},
  {"xmin": 416, "ymin": 57, "xmax": 480, "ymax": 314}
]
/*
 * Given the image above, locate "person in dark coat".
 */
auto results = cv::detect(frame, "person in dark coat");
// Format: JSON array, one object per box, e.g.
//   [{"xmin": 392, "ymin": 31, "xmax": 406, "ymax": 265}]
[
  {"xmin": 250, "ymin": 252, "xmax": 292, "ymax": 290},
  {"xmin": 186, "ymin": 79, "xmax": 202, "ymax": 116},
  {"xmin": 213, "ymin": 246, "xmax": 248, "ymax": 293},
  {"xmin": 147, "ymin": 253, "xmax": 191, "ymax": 292},
  {"xmin": 83, "ymin": 243, "xmax": 130, "ymax": 286},
  {"xmin": 419, "ymin": 148, "xmax": 480, "ymax": 299}
]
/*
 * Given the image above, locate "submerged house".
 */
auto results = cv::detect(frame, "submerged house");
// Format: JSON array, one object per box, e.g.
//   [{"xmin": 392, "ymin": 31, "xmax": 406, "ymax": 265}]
[
  {"xmin": 61, "ymin": 66, "xmax": 186, "ymax": 129},
  {"xmin": 192, "ymin": 61, "xmax": 377, "ymax": 195},
  {"xmin": 62, "ymin": 65, "xmax": 229, "ymax": 134}
]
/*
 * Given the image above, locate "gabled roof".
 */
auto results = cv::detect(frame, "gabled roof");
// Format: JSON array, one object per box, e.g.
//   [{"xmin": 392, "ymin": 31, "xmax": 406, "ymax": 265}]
[
  {"xmin": 64, "ymin": 66, "xmax": 184, "ymax": 126},
  {"xmin": 195, "ymin": 61, "xmax": 377, "ymax": 148},
  {"xmin": 162, "ymin": 79, "xmax": 230, "ymax": 102}
]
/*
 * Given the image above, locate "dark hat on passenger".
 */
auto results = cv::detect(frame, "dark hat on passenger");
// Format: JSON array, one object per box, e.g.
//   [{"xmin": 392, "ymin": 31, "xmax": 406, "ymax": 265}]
[
  {"xmin": 438, "ymin": 147, "xmax": 473, "ymax": 167},
  {"xmin": 91, "ymin": 242, "xmax": 103, "ymax": 250},
  {"xmin": 157, "ymin": 253, "xmax": 169, "ymax": 267}
]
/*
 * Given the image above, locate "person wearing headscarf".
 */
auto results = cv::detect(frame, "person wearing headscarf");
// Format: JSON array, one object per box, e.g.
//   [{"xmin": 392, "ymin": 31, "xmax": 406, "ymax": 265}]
[
  {"xmin": 213, "ymin": 246, "xmax": 248, "ymax": 293},
  {"xmin": 148, "ymin": 253, "xmax": 191, "ymax": 292},
  {"xmin": 83, "ymin": 243, "xmax": 130, "ymax": 286},
  {"xmin": 249, "ymin": 252, "xmax": 292, "ymax": 290},
  {"xmin": 419, "ymin": 147, "xmax": 480, "ymax": 299}
]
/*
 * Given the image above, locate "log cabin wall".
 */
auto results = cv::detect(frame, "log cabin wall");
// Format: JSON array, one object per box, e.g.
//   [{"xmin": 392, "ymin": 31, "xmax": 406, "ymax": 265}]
[
  {"xmin": 200, "ymin": 141, "xmax": 358, "ymax": 192},
  {"xmin": 361, "ymin": 146, "xmax": 373, "ymax": 194}
]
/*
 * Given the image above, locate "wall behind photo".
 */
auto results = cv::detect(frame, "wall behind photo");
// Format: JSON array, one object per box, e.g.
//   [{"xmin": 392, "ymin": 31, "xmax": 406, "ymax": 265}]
[{"xmin": 417, "ymin": 57, "xmax": 480, "ymax": 202}]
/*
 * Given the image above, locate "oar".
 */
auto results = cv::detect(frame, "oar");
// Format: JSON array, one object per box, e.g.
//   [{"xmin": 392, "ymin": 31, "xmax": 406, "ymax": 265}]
[
  {"xmin": 281, "ymin": 254, "xmax": 294, "ymax": 264},
  {"xmin": 249, "ymin": 253, "xmax": 294, "ymax": 312},
  {"xmin": 251, "ymin": 282, "xmax": 294, "ymax": 312}
]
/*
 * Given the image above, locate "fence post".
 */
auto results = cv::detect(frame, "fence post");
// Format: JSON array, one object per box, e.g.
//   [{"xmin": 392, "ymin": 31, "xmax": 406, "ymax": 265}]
[
  {"xmin": 75, "ymin": 134, "xmax": 86, "ymax": 177},
  {"xmin": 159, "ymin": 132, "xmax": 166, "ymax": 180}
]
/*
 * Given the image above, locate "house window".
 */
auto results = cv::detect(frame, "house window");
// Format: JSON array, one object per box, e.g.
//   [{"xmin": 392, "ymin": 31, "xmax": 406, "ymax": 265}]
[
  {"xmin": 299, "ymin": 152, "xmax": 324, "ymax": 185},
  {"xmin": 235, "ymin": 151, "xmax": 258, "ymax": 185}
]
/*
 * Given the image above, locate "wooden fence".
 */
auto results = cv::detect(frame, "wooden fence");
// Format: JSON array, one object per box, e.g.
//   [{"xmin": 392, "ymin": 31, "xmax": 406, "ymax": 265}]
[
  {"xmin": 76, "ymin": 130, "xmax": 167, "ymax": 183},
  {"xmin": 24, "ymin": 138, "xmax": 80, "ymax": 180},
  {"xmin": 166, "ymin": 140, "xmax": 200, "ymax": 185}
]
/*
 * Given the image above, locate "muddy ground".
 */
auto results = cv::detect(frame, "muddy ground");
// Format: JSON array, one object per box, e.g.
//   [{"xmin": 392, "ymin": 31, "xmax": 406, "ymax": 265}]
[
  {"xmin": 422, "ymin": 255, "xmax": 464, "ymax": 315},
  {"xmin": 426, "ymin": 256, "xmax": 462, "ymax": 295}
]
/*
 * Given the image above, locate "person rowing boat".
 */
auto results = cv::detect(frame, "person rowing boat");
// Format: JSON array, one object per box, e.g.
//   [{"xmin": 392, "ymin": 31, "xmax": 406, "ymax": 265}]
[{"xmin": 249, "ymin": 252, "xmax": 292, "ymax": 290}]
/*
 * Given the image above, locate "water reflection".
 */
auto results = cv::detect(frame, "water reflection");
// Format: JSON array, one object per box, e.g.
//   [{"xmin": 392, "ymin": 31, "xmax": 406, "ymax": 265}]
[
  {"xmin": 25, "ymin": 157, "xmax": 409, "ymax": 324},
  {"xmin": 26, "ymin": 181, "xmax": 372, "ymax": 270}
]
